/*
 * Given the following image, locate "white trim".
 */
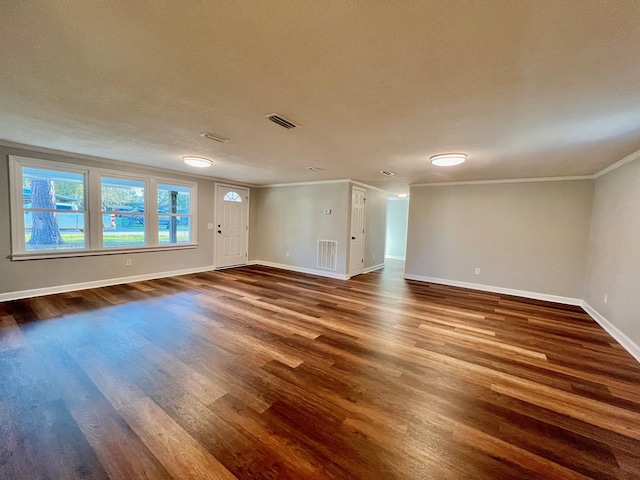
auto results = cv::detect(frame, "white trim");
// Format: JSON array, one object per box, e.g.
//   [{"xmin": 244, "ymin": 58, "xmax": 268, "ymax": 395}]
[
  {"xmin": 260, "ymin": 179, "xmax": 350, "ymax": 188},
  {"xmin": 593, "ymin": 147, "xmax": 640, "ymax": 178},
  {"xmin": 408, "ymin": 148, "xmax": 640, "ymax": 188},
  {"xmin": 411, "ymin": 176, "xmax": 592, "ymax": 188},
  {"xmin": 363, "ymin": 263, "xmax": 385, "ymax": 274},
  {"xmin": 214, "ymin": 264, "xmax": 247, "ymax": 270},
  {"xmin": 4, "ymin": 140, "xmax": 637, "ymax": 190},
  {"xmin": 249, "ymin": 260, "xmax": 349, "ymax": 280},
  {"xmin": 0, "ymin": 140, "xmax": 255, "ymax": 186},
  {"xmin": 349, "ymin": 180, "xmax": 391, "ymax": 194},
  {"xmin": 402, "ymin": 274, "xmax": 582, "ymax": 306},
  {"xmin": 581, "ymin": 302, "xmax": 640, "ymax": 364},
  {"xmin": 248, "ymin": 259, "xmax": 381, "ymax": 278},
  {"xmin": 265, "ymin": 178, "xmax": 404, "ymax": 193},
  {"xmin": 9, "ymin": 155, "xmax": 199, "ymax": 257},
  {"xmin": 11, "ymin": 243, "xmax": 198, "ymax": 261},
  {"xmin": 259, "ymin": 178, "xmax": 392, "ymax": 194},
  {"xmin": 214, "ymin": 181, "xmax": 252, "ymax": 190},
  {"xmin": 385, "ymin": 255, "xmax": 406, "ymax": 260},
  {"xmin": 0, "ymin": 265, "xmax": 216, "ymax": 303}
]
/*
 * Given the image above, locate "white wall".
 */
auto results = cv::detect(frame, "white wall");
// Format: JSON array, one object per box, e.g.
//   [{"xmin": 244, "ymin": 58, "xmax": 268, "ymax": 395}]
[
  {"xmin": 385, "ymin": 197, "xmax": 408, "ymax": 259},
  {"xmin": 0, "ymin": 145, "xmax": 224, "ymax": 298},
  {"xmin": 583, "ymin": 156, "xmax": 640, "ymax": 352},
  {"xmin": 405, "ymin": 180, "xmax": 594, "ymax": 300},
  {"xmin": 250, "ymin": 182, "xmax": 350, "ymax": 275},
  {"xmin": 250, "ymin": 181, "xmax": 386, "ymax": 277}
]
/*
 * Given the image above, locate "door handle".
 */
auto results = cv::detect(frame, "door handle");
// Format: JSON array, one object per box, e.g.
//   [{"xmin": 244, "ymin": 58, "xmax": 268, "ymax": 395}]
[
  {"xmin": 351, "ymin": 236, "xmax": 356, "ymax": 240},
  {"xmin": 218, "ymin": 230, "xmax": 222, "ymax": 234}
]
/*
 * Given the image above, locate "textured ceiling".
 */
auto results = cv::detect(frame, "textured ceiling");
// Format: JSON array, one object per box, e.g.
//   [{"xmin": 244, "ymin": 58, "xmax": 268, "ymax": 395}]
[{"xmin": 1, "ymin": 1, "xmax": 639, "ymax": 193}]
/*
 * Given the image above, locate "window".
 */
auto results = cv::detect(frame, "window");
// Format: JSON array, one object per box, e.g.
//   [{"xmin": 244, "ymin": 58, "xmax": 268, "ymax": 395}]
[
  {"xmin": 158, "ymin": 183, "xmax": 192, "ymax": 244},
  {"xmin": 18, "ymin": 165, "xmax": 87, "ymax": 252},
  {"xmin": 223, "ymin": 191, "xmax": 242, "ymax": 202},
  {"xmin": 101, "ymin": 176, "xmax": 146, "ymax": 248},
  {"xmin": 9, "ymin": 156, "xmax": 197, "ymax": 259}
]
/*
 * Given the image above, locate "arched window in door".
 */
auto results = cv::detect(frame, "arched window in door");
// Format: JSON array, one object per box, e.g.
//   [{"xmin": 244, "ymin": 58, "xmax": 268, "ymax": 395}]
[{"xmin": 223, "ymin": 191, "xmax": 242, "ymax": 202}]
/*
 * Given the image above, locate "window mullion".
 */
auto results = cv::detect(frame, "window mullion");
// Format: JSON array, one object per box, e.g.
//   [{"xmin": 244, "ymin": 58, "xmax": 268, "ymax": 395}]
[
  {"xmin": 148, "ymin": 179, "xmax": 158, "ymax": 246},
  {"xmin": 88, "ymin": 170, "xmax": 101, "ymax": 250}
]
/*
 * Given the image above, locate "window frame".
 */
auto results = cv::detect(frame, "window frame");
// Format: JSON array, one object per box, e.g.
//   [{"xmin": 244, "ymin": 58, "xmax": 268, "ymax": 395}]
[
  {"xmin": 156, "ymin": 181, "xmax": 195, "ymax": 246},
  {"xmin": 99, "ymin": 173, "xmax": 149, "ymax": 249},
  {"xmin": 9, "ymin": 155, "xmax": 198, "ymax": 260}
]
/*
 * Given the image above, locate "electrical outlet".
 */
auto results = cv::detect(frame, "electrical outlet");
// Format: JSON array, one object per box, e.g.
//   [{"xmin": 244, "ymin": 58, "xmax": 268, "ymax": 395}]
[
  {"xmin": 604, "ymin": 293, "xmax": 608, "ymax": 304},
  {"xmin": 125, "ymin": 259, "xmax": 132, "ymax": 267},
  {"xmin": 474, "ymin": 268, "xmax": 481, "ymax": 275},
  {"xmin": 286, "ymin": 251, "xmax": 289, "ymax": 257}
]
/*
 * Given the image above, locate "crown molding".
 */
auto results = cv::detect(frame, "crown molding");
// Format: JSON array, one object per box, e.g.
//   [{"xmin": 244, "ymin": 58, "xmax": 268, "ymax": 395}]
[
  {"xmin": 260, "ymin": 178, "xmax": 393, "ymax": 195},
  {"xmin": 593, "ymin": 147, "xmax": 640, "ymax": 179},
  {"xmin": 411, "ymin": 147, "xmax": 640, "ymax": 188},
  {"xmin": 411, "ymin": 175, "xmax": 592, "ymax": 188},
  {"xmin": 259, "ymin": 179, "xmax": 350, "ymax": 188},
  {"xmin": 349, "ymin": 180, "xmax": 392, "ymax": 194},
  {"xmin": 0, "ymin": 139, "xmax": 257, "ymax": 187}
]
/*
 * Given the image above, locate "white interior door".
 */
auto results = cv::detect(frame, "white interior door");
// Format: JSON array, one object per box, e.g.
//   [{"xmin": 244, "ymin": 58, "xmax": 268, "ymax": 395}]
[
  {"xmin": 349, "ymin": 187, "xmax": 366, "ymax": 277},
  {"xmin": 215, "ymin": 185, "xmax": 249, "ymax": 269}
]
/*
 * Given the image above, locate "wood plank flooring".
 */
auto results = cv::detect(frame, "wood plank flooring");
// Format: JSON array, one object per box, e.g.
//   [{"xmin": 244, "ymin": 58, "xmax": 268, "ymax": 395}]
[{"xmin": 1, "ymin": 260, "xmax": 640, "ymax": 479}]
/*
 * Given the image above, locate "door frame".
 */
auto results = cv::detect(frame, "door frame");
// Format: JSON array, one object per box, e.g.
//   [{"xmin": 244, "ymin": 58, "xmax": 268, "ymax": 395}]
[
  {"xmin": 214, "ymin": 183, "xmax": 250, "ymax": 269},
  {"xmin": 348, "ymin": 186, "xmax": 367, "ymax": 278}
]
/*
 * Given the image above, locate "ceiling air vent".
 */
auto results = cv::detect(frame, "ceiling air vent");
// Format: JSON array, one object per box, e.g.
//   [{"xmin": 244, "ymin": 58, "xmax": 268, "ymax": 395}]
[
  {"xmin": 201, "ymin": 132, "xmax": 229, "ymax": 143},
  {"xmin": 266, "ymin": 113, "xmax": 300, "ymax": 129},
  {"xmin": 380, "ymin": 170, "xmax": 395, "ymax": 176}
]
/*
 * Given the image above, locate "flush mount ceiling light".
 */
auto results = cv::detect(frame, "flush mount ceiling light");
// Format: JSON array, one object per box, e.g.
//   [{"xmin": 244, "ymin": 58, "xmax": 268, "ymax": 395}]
[
  {"xmin": 430, "ymin": 153, "xmax": 467, "ymax": 167},
  {"xmin": 398, "ymin": 193, "xmax": 408, "ymax": 198},
  {"xmin": 182, "ymin": 156, "xmax": 213, "ymax": 168}
]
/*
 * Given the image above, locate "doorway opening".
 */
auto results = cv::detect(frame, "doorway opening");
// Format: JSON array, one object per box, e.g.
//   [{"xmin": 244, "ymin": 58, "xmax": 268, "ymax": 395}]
[{"xmin": 385, "ymin": 196, "xmax": 409, "ymax": 261}]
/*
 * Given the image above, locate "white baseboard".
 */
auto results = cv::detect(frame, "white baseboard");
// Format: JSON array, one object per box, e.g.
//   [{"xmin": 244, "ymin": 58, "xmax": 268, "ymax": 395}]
[
  {"xmin": 403, "ymin": 274, "xmax": 582, "ymax": 306},
  {"xmin": 251, "ymin": 260, "xmax": 383, "ymax": 279},
  {"xmin": 0, "ymin": 265, "xmax": 216, "ymax": 303},
  {"xmin": 581, "ymin": 301, "xmax": 640, "ymax": 363},
  {"xmin": 403, "ymin": 274, "xmax": 640, "ymax": 363},
  {"xmin": 3, "ymin": 259, "xmax": 638, "ymax": 364},
  {"xmin": 385, "ymin": 255, "xmax": 406, "ymax": 260},
  {"xmin": 249, "ymin": 260, "xmax": 349, "ymax": 280},
  {"xmin": 363, "ymin": 263, "xmax": 385, "ymax": 274}
]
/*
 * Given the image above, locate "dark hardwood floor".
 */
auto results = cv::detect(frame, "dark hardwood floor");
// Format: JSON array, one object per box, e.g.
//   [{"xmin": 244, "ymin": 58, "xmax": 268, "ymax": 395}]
[{"xmin": 1, "ymin": 260, "xmax": 640, "ymax": 479}]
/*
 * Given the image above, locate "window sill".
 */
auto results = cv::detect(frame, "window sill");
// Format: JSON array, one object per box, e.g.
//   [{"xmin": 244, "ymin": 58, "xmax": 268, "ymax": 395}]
[{"xmin": 11, "ymin": 243, "xmax": 199, "ymax": 261}]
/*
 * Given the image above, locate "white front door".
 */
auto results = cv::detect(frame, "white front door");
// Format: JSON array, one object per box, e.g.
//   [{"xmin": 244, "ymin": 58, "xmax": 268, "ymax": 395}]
[
  {"xmin": 215, "ymin": 185, "xmax": 249, "ymax": 269},
  {"xmin": 349, "ymin": 187, "xmax": 366, "ymax": 277}
]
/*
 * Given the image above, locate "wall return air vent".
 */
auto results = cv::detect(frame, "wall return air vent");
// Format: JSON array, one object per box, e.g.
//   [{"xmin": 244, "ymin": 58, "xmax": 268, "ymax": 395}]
[
  {"xmin": 266, "ymin": 113, "xmax": 300, "ymax": 129},
  {"xmin": 317, "ymin": 239, "xmax": 338, "ymax": 271}
]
